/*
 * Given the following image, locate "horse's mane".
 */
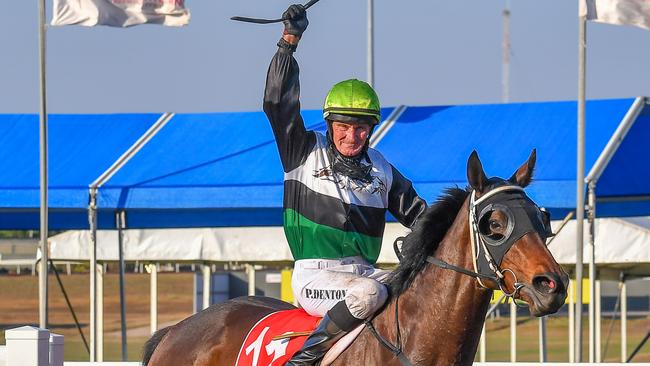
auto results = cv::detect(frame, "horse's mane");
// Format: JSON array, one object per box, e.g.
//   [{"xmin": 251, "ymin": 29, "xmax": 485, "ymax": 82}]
[{"xmin": 386, "ymin": 187, "xmax": 470, "ymax": 296}]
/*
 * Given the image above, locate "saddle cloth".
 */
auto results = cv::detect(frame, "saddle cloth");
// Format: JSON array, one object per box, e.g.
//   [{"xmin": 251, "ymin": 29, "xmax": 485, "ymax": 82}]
[
  {"xmin": 235, "ymin": 308, "xmax": 364, "ymax": 366},
  {"xmin": 235, "ymin": 309, "xmax": 320, "ymax": 366}
]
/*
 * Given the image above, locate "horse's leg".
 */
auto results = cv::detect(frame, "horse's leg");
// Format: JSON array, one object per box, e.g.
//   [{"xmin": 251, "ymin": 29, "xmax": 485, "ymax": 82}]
[{"xmin": 147, "ymin": 297, "xmax": 294, "ymax": 366}]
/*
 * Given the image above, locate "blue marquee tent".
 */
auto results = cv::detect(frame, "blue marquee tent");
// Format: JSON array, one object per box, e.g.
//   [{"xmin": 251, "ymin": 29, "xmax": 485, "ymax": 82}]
[{"xmin": 0, "ymin": 98, "xmax": 648, "ymax": 230}]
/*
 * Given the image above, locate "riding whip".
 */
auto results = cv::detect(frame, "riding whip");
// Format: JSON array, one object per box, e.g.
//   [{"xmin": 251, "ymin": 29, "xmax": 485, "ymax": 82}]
[{"xmin": 231, "ymin": 0, "xmax": 321, "ymax": 24}]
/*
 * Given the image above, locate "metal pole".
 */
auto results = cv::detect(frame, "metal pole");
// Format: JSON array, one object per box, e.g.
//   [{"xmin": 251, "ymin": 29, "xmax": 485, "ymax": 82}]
[
  {"xmin": 480, "ymin": 323, "xmax": 486, "ymax": 362},
  {"xmin": 247, "ymin": 264, "xmax": 256, "ymax": 296},
  {"xmin": 510, "ymin": 300, "xmax": 517, "ymax": 362},
  {"xmin": 150, "ymin": 263, "xmax": 158, "ymax": 335},
  {"xmin": 539, "ymin": 317, "xmax": 547, "ymax": 362},
  {"xmin": 588, "ymin": 182, "xmax": 596, "ymax": 362},
  {"xmin": 202, "ymin": 264, "xmax": 211, "ymax": 310},
  {"xmin": 596, "ymin": 277, "xmax": 602, "ymax": 362},
  {"xmin": 88, "ymin": 191, "xmax": 98, "ymax": 361},
  {"xmin": 620, "ymin": 276, "xmax": 627, "ymax": 362},
  {"xmin": 569, "ymin": 278, "xmax": 575, "ymax": 363},
  {"xmin": 367, "ymin": 0, "xmax": 374, "ymax": 87},
  {"xmin": 575, "ymin": 12, "xmax": 587, "ymax": 363},
  {"xmin": 37, "ymin": 0, "xmax": 49, "ymax": 330},
  {"xmin": 97, "ymin": 263, "xmax": 104, "ymax": 362},
  {"xmin": 117, "ymin": 211, "xmax": 128, "ymax": 360},
  {"xmin": 502, "ymin": 0, "xmax": 510, "ymax": 103}
]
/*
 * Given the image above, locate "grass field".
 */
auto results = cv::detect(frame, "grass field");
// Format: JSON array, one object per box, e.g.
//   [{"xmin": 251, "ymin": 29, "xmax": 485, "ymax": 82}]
[{"xmin": 1, "ymin": 273, "xmax": 648, "ymax": 362}]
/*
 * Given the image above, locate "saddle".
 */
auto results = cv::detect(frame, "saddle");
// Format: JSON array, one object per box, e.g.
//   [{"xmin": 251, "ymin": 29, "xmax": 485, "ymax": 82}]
[{"xmin": 235, "ymin": 308, "xmax": 364, "ymax": 366}]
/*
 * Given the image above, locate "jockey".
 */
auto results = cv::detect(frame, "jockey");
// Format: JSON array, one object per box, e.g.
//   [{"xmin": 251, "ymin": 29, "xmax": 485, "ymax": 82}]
[{"xmin": 263, "ymin": 5, "xmax": 427, "ymax": 365}]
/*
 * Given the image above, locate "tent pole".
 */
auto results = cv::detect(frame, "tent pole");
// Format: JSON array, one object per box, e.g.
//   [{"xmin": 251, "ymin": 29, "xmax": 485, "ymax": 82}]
[
  {"xmin": 97, "ymin": 262, "xmax": 104, "ymax": 362},
  {"xmin": 588, "ymin": 181, "xmax": 597, "ymax": 362},
  {"xmin": 37, "ymin": 0, "xmax": 49, "ymax": 331},
  {"xmin": 620, "ymin": 274, "xmax": 627, "ymax": 362},
  {"xmin": 247, "ymin": 264, "xmax": 256, "ymax": 296},
  {"xmin": 479, "ymin": 319, "xmax": 480, "ymax": 362},
  {"xmin": 569, "ymin": 278, "xmax": 575, "ymax": 363},
  {"xmin": 202, "ymin": 264, "xmax": 211, "ymax": 310},
  {"xmin": 539, "ymin": 316, "xmax": 547, "ymax": 362},
  {"xmin": 575, "ymin": 12, "xmax": 587, "ymax": 363},
  {"xmin": 596, "ymin": 277, "xmax": 602, "ymax": 362},
  {"xmin": 150, "ymin": 263, "xmax": 158, "ymax": 334},
  {"xmin": 117, "ymin": 211, "xmax": 128, "ymax": 360},
  {"xmin": 88, "ymin": 190, "xmax": 98, "ymax": 361},
  {"xmin": 510, "ymin": 301, "xmax": 516, "ymax": 362}
]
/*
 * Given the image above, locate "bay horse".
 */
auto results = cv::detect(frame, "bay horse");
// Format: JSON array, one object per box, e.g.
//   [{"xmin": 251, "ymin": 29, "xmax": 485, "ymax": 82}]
[{"xmin": 143, "ymin": 150, "xmax": 569, "ymax": 365}]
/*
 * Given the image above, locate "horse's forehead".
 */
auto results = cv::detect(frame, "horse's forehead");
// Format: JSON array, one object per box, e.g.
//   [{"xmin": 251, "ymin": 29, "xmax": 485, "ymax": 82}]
[{"xmin": 485, "ymin": 177, "xmax": 510, "ymax": 188}]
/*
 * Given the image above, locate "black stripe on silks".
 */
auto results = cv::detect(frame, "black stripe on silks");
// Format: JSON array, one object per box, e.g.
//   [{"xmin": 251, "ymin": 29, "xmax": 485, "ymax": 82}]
[{"xmin": 284, "ymin": 180, "xmax": 386, "ymax": 238}]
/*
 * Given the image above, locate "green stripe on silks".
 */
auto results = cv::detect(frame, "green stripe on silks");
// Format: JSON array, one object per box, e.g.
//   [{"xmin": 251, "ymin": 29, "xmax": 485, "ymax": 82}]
[{"xmin": 283, "ymin": 208, "xmax": 383, "ymax": 264}]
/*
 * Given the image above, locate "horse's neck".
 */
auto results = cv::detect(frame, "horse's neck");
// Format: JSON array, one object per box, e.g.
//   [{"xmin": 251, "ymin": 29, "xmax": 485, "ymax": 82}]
[{"xmin": 399, "ymin": 199, "xmax": 492, "ymax": 364}]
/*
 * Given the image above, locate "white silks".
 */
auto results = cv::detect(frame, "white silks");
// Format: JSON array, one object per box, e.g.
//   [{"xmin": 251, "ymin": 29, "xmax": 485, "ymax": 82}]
[
  {"xmin": 580, "ymin": 0, "xmax": 650, "ymax": 30},
  {"xmin": 51, "ymin": 0, "xmax": 190, "ymax": 27}
]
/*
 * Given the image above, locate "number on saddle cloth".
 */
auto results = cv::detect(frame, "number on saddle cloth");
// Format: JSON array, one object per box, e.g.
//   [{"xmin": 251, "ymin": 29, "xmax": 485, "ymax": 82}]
[{"xmin": 235, "ymin": 309, "xmax": 321, "ymax": 366}]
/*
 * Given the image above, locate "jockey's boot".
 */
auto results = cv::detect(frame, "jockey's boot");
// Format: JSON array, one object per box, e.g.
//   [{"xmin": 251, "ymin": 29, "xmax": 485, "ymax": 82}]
[{"xmin": 285, "ymin": 301, "xmax": 363, "ymax": 366}]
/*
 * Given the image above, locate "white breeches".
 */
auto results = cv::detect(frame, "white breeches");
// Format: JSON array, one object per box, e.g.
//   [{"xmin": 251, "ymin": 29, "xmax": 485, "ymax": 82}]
[{"xmin": 292, "ymin": 256, "xmax": 390, "ymax": 319}]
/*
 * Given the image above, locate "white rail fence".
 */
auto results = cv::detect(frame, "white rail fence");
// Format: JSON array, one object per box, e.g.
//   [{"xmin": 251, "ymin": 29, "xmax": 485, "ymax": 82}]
[{"xmin": 0, "ymin": 326, "xmax": 648, "ymax": 366}]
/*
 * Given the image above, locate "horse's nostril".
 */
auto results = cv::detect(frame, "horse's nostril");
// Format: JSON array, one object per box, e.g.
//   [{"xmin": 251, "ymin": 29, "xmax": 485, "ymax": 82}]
[{"xmin": 533, "ymin": 274, "xmax": 559, "ymax": 294}]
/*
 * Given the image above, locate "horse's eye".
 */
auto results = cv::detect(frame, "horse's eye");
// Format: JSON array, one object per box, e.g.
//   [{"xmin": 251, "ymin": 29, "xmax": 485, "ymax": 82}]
[{"xmin": 489, "ymin": 219, "xmax": 502, "ymax": 231}]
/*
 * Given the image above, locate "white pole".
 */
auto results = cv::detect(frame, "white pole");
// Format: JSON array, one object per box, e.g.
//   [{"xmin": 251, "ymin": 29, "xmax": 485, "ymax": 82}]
[
  {"xmin": 202, "ymin": 264, "xmax": 211, "ymax": 310},
  {"xmin": 247, "ymin": 264, "xmax": 256, "ymax": 296},
  {"xmin": 539, "ymin": 317, "xmax": 547, "ymax": 362},
  {"xmin": 480, "ymin": 323, "xmax": 486, "ymax": 362},
  {"xmin": 596, "ymin": 277, "xmax": 601, "ymax": 362},
  {"xmin": 510, "ymin": 301, "xmax": 517, "ymax": 362},
  {"xmin": 97, "ymin": 264, "xmax": 104, "ymax": 362},
  {"xmin": 588, "ymin": 182, "xmax": 597, "ymax": 362},
  {"xmin": 88, "ymin": 193, "xmax": 97, "ymax": 362},
  {"xmin": 367, "ymin": 0, "xmax": 374, "ymax": 87},
  {"xmin": 620, "ymin": 276, "xmax": 627, "ymax": 362},
  {"xmin": 502, "ymin": 0, "xmax": 510, "ymax": 103},
  {"xmin": 37, "ymin": 0, "xmax": 49, "ymax": 331},
  {"xmin": 150, "ymin": 263, "xmax": 158, "ymax": 335},
  {"xmin": 116, "ymin": 211, "xmax": 128, "ymax": 360},
  {"xmin": 569, "ymin": 279, "xmax": 575, "ymax": 363},
  {"xmin": 575, "ymin": 12, "xmax": 587, "ymax": 363}
]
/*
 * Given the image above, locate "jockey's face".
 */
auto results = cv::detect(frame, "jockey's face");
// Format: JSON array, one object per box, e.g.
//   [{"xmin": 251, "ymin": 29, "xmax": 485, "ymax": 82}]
[{"xmin": 331, "ymin": 121, "xmax": 371, "ymax": 157}]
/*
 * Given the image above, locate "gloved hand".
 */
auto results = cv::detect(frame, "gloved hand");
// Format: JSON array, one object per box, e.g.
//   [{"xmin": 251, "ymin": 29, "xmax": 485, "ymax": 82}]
[{"xmin": 283, "ymin": 4, "xmax": 309, "ymax": 37}]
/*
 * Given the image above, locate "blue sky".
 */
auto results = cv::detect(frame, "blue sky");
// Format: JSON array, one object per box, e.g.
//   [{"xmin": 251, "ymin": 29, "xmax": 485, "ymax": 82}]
[{"xmin": 2, "ymin": 0, "xmax": 650, "ymax": 113}]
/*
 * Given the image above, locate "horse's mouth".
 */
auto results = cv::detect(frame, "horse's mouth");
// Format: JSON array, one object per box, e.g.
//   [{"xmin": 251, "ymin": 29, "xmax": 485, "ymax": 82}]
[{"xmin": 517, "ymin": 281, "xmax": 568, "ymax": 317}]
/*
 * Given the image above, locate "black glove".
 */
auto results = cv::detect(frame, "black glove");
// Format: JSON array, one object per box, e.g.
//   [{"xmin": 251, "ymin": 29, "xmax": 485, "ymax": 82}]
[{"xmin": 283, "ymin": 4, "xmax": 308, "ymax": 37}]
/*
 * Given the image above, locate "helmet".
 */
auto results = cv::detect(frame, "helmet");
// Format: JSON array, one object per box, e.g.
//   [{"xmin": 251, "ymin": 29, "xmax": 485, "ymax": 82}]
[{"xmin": 323, "ymin": 79, "xmax": 380, "ymax": 125}]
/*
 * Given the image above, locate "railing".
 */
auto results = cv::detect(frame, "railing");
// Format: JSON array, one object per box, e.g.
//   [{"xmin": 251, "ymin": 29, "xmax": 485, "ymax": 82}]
[{"xmin": 1, "ymin": 326, "xmax": 648, "ymax": 366}]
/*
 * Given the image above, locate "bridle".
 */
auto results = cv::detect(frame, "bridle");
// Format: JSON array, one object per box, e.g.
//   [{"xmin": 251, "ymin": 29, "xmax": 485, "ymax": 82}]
[{"xmin": 368, "ymin": 185, "xmax": 553, "ymax": 365}]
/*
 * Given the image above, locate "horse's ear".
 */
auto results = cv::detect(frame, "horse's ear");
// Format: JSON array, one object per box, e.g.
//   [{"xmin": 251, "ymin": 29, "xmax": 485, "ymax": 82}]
[
  {"xmin": 467, "ymin": 150, "xmax": 488, "ymax": 193},
  {"xmin": 509, "ymin": 149, "xmax": 537, "ymax": 188}
]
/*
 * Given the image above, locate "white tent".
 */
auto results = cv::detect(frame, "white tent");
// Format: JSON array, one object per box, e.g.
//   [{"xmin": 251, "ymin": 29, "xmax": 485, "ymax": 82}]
[{"xmin": 49, "ymin": 218, "xmax": 650, "ymax": 277}]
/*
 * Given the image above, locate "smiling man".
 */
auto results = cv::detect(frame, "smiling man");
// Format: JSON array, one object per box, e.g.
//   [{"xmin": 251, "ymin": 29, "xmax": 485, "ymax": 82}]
[{"xmin": 263, "ymin": 5, "xmax": 427, "ymax": 365}]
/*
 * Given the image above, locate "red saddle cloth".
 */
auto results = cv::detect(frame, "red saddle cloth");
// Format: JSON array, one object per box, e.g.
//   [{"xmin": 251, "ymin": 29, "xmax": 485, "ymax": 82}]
[{"xmin": 236, "ymin": 308, "xmax": 321, "ymax": 366}]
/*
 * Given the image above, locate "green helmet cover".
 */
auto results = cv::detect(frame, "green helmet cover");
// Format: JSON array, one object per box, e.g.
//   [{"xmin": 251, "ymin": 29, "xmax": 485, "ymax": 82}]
[{"xmin": 323, "ymin": 79, "xmax": 380, "ymax": 124}]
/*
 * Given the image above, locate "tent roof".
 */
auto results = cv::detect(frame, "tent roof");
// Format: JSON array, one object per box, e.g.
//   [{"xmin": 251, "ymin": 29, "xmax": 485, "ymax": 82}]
[
  {"xmin": 376, "ymin": 98, "xmax": 645, "ymax": 217},
  {"xmin": 0, "ymin": 114, "xmax": 161, "ymax": 229},
  {"xmin": 1, "ymin": 98, "xmax": 649, "ymax": 229}
]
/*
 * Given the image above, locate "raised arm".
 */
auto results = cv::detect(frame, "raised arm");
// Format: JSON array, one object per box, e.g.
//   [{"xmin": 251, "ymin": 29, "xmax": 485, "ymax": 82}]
[{"xmin": 263, "ymin": 5, "xmax": 315, "ymax": 172}]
